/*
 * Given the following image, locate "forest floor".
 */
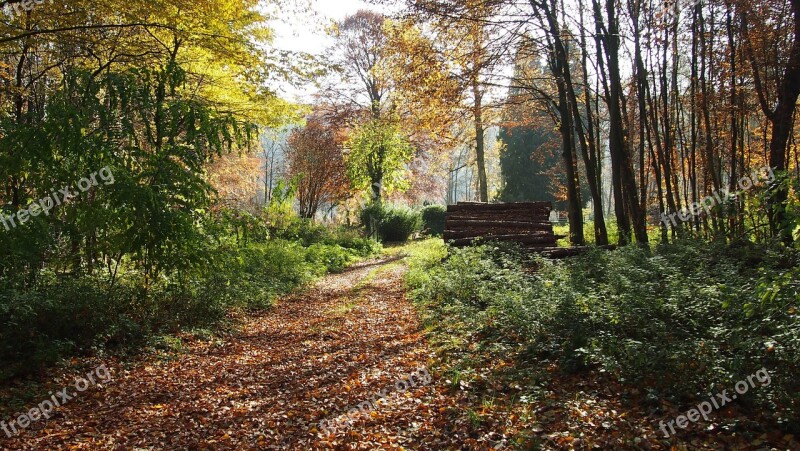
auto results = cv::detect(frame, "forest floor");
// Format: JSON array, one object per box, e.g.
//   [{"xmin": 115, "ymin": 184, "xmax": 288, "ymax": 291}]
[
  {"xmin": 0, "ymin": 253, "xmax": 793, "ymax": 450},
  {"xmin": 0, "ymin": 256, "xmax": 464, "ymax": 450}
]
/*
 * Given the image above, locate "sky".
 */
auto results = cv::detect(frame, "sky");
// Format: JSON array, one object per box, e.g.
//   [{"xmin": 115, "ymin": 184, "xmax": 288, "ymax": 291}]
[
  {"xmin": 272, "ymin": 1, "xmax": 374, "ymax": 53},
  {"xmin": 269, "ymin": 0, "xmax": 381, "ymax": 101}
]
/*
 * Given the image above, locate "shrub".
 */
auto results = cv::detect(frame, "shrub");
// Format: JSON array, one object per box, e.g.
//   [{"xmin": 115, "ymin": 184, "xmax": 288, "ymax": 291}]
[
  {"xmin": 273, "ymin": 219, "xmax": 382, "ymax": 257},
  {"xmin": 359, "ymin": 203, "xmax": 422, "ymax": 243},
  {"xmin": 305, "ymin": 243, "xmax": 352, "ymax": 273},
  {"xmin": 421, "ymin": 205, "xmax": 447, "ymax": 237},
  {"xmin": 0, "ymin": 232, "xmax": 382, "ymax": 381},
  {"xmin": 406, "ymin": 241, "xmax": 800, "ymax": 428},
  {"xmin": 380, "ymin": 207, "xmax": 422, "ymax": 242},
  {"xmin": 323, "ymin": 227, "xmax": 383, "ymax": 257}
]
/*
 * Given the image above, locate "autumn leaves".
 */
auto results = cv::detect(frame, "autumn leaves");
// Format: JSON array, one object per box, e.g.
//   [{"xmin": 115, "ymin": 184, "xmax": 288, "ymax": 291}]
[
  {"xmin": 1, "ymin": 364, "xmax": 112, "ymax": 439},
  {"xmin": 659, "ymin": 368, "xmax": 773, "ymax": 438},
  {"xmin": 318, "ymin": 366, "xmax": 432, "ymax": 436}
]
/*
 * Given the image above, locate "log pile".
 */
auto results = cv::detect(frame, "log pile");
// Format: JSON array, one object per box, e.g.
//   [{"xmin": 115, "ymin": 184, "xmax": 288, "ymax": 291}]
[{"xmin": 444, "ymin": 202, "xmax": 565, "ymax": 250}]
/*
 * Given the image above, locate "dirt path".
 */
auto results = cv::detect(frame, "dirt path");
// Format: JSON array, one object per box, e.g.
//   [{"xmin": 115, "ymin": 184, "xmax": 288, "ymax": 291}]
[{"xmin": 0, "ymin": 257, "xmax": 473, "ymax": 450}]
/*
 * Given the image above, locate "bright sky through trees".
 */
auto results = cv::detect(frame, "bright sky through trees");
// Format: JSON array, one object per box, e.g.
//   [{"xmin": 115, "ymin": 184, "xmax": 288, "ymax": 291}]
[{"xmin": 270, "ymin": 0, "xmax": 384, "ymax": 100}]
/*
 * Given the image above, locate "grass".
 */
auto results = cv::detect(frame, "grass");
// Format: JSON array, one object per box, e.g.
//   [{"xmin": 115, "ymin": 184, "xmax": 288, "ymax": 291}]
[{"xmin": 554, "ymin": 220, "xmax": 663, "ymax": 246}]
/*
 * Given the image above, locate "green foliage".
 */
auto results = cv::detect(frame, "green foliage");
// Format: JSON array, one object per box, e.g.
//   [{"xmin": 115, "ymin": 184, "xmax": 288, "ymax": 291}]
[
  {"xmin": 266, "ymin": 180, "xmax": 300, "ymax": 230},
  {"xmin": 380, "ymin": 208, "xmax": 422, "ymax": 242},
  {"xmin": 359, "ymin": 203, "xmax": 422, "ymax": 243},
  {"xmin": 0, "ymin": 18, "xmax": 351, "ymax": 384},
  {"xmin": 305, "ymin": 243, "xmax": 353, "ymax": 273},
  {"xmin": 497, "ymin": 125, "xmax": 560, "ymax": 204},
  {"xmin": 407, "ymin": 241, "xmax": 800, "ymax": 426},
  {"xmin": 0, "ymin": 63, "xmax": 255, "ymax": 282},
  {"xmin": 0, "ymin": 213, "xmax": 381, "ymax": 380},
  {"xmin": 272, "ymin": 219, "xmax": 382, "ymax": 257},
  {"xmin": 345, "ymin": 119, "xmax": 414, "ymax": 196},
  {"xmin": 420, "ymin": 205, "xmax": 447, "ymax": 236}
]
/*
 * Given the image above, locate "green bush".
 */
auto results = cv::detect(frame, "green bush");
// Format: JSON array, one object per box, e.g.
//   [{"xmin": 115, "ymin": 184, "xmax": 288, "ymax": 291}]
[
  {"xmin": 273, "ymin": 219, "xmax": 382, "ymax": 257},
  {"xmin": 359, "ymin": 203, "xmax": 422, "ymax": 243},
  {"xmin": 420, "ymin": 205, "xmax": 447, "ymax": 237},
  {"xmin": 380, "ymin": 207, "xmax": 422, "ymax": 242},
  {"xmin": 0, "ymin": 230, "xmax": 382, "ymax": 381},
  {"xmin": 305, "ymin": 243, "xmax": 352, "ymax": 273},
  {"xmin": 407, "ymin": 241, "xmax": 800, "ymax": 428},
  {"xmin": 323, "ymin": 228, "xmax": 383, "ymax": 257}
]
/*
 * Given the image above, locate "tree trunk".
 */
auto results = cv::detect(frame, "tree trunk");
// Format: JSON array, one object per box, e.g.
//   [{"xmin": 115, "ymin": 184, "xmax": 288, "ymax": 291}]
[
  {"xmin": 473, "ymin": 79, "xmax": 489, "ymax": 203},
  {"xmin": 577, "ymin": 0, "xmax": 609, "ymax": 245},
  {"xmin": 597, "ymin": 0, "xmax": 648, "ymax": 244},
  {"xmin": 535, "ymin": 0, "xmax": 585, "ymax": 245},
  {"xmin": 744, "ymin": 0, "xmax": 800, "ymax": 244}
]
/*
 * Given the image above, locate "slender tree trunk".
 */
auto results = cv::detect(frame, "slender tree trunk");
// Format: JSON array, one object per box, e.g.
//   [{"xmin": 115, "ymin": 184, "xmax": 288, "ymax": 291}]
[
  {"xmin": 558, "ymin": 86, "xmax": 585, "ymax": 246},
  {"xmin": 726, "ymin": 7, "xmax": 741, "ymax": 237},
  {"xmin": 579, "ymin": 0, "xmax": 609, "ymax": 245},
  {"xmin": 536, "ymin": 0, "xmax": 585, "ymax": 245},
  {"xmin": 598, "ymin": 0, "xmax": 648, "ymax": 244},
  {"xmin": 631, "ymin": 2, "xmax": 649, "ymax": 222},
  {"xmin": 473, "ymin": 79, "xmax": 489, "ymax": 203}
]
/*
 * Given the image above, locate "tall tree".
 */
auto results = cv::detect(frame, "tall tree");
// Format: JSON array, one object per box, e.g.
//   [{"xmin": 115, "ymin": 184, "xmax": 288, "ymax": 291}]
[
  {"xmin": 593, "ymin": 0, "xmax": 648, "ymax": 244},
  {"xmin": 344, "ymin": 118, "xmax": 414, "ymax": 202},
  {"xmin": 399, "ymin": 0, "xmax": 516, "ymax": 203},
  {"xmin": 742, "ymin": 0, "xmax": 800, "ymax": 243},
  {"xmin": 327, "ymin": 10, "xmax": 404, "ymax": 203},
  {"xmin": 287, "ymin": 113, "xmax": 351, "ymax": 219}
]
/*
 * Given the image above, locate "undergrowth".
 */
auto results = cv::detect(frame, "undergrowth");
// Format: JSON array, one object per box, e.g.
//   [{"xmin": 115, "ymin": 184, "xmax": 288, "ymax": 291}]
[
  {"xmin": 0, "ymin": 224, "xmax": 381, "ymax": 380},
  {"xmin": 406, "ymin": 239, "xmax": 800, "ymax": 433}
]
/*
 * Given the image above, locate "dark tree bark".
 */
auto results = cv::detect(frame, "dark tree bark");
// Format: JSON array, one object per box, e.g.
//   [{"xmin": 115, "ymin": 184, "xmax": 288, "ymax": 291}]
[
  {"xmin": 594, "ymin": 0, "xmax": 648, "ymax": 245},
  {"xmin": 472, "ymin": 78, "xmax": 489, "ymax": 203},
  {"xmin": 743, "ymin": 0, "xmax": 800, "ymax": 244},
  {"xmin": 531, "ymin": 0, "xmax": 585, "ymax": 245}
]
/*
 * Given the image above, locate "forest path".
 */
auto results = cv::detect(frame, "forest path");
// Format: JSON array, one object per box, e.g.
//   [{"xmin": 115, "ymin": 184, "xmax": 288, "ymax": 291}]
[{"xmin": 1, "ymin": 256, "xmax": 472, "ymax": 450}]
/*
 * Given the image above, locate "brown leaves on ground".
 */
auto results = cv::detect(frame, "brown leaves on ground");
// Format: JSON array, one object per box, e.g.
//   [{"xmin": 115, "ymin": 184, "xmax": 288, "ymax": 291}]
[
  {"xmin": 0, "ymin": 257, "xmax": 796, "ymax": 450},
  {"xmin": 0, "ymin": 258, "xmax": 456, "ymax": 450}
]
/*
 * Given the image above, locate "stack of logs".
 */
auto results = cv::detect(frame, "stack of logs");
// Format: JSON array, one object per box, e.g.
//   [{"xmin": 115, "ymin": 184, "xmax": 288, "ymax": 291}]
[{"xmin": 444, "ymin": 202, "xmax": 579, "ymax": 258}]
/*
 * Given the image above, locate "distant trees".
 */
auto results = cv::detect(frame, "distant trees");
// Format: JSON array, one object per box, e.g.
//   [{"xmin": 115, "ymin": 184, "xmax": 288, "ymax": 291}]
[
  {"xmin": 497, "ymin": 51, "xmax": 561, "ymax": 205},
  {"xmin": 330, "ymin": 10, "xmax": 390, "ymax": 122},
  {"xmin": 394, "ymin": 0, "xmax": 800, "ymax": 246},
  {"xmin": 325, "ymin": 10, "xmax": 419, "ymax": 204},
  {"xmin": 326, "ymin": 10, "xmax": 461, "ymax": 205},
  {"xmin": 394, "ymin": 1, "xmax": 515, "ymax": 203}
]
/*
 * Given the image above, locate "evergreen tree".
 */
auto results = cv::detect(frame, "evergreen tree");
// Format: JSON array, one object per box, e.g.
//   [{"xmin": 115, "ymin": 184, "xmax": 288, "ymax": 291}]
[{"xmin": 497, "ymin": 125, "xmax": 561, "ymax": 206}]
